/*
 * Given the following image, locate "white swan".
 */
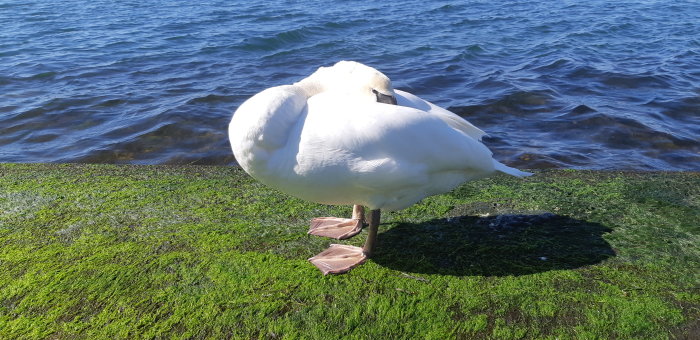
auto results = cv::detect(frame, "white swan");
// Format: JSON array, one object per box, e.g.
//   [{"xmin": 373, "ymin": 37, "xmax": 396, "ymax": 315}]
[{"xmin": 229, "ymin": 61, "xmax": 531, "ymax": 275}]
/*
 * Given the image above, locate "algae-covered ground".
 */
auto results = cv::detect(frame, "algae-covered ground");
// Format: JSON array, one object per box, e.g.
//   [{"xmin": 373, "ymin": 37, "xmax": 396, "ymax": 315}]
[{"xmin": 0, "ymin": 163, "xmax": 698, "ymax": 339}]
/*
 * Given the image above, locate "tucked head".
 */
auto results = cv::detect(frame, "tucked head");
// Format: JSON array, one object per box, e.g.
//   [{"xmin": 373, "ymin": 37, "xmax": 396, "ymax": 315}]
[{"xmin": 301, "ymin": 61, "xmax": 397, "ymax": 104}]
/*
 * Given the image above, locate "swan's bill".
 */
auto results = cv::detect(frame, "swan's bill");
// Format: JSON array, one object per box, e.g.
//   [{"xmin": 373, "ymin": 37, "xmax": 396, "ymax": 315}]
[{"xmin": 372, "ymin": 89, "xmax": 397, "ymax": 105}]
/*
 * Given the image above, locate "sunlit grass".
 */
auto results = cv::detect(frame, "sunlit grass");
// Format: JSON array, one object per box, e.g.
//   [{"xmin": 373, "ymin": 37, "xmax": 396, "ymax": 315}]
[{"xmin": 0, "ymin": 164, "xmax": 698, "ymax": 339}]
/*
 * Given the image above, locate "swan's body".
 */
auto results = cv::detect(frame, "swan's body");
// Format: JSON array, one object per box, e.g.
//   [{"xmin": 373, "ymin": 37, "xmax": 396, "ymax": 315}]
[{"xmin": 229, "ymin": 61, "xmax": 531, "ymax": 274}]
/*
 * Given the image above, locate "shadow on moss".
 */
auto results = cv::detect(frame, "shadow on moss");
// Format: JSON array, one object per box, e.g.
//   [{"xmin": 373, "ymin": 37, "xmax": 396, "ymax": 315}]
[{"xmin": 373, "ymin": 213, "xmax": 615, "ymax": 276}]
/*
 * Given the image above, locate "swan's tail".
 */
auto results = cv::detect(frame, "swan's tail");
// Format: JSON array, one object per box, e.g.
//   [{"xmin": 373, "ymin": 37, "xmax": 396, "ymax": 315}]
[{"xmin": 493, "ymin": 160, "xmax": 533, "ymax": 177}]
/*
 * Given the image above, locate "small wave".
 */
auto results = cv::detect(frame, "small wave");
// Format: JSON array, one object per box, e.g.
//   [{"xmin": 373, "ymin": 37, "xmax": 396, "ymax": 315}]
[
  {"xmin": 569, "ymin": 104, "xmax": 597, "ymax": 115},
  {"xmin": 237, "ymin": 26, "xmax": 318, "ymax": 52},
  {"xmin": 251, "ymin": 11, "xmax": 306, "ymax": 23},
  {"xmin": 96, "ymin": 99, "xmax": 128, "ymax": 108},
  {"xmin": 1, "ymin": 69, "xmax": 59, "ymax": 83},
  {"xmin": 451, "ymin": 45, "xmax": 488, "ymax": 62},
  {"xmin": 322, "ymin": 18, "xmax": 370, "ymax": 30},
  {"xmin": 24, "ymin": 133, "xmax": 60, "ymax": 143},
  {"xmin": 30, "ymin": 71, "xmax": 58, "ymax": 80},
  {"xmin": 531, "ymin": 58, "xmax": 575, "ymax": 73},
  {"xmin": 426, "ymin": 3, "xmax": 467, "ymax": 14}
]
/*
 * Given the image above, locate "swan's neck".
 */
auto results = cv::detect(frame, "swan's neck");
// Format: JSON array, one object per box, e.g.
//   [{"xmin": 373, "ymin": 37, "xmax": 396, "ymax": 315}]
[{"xmin": 294, "ymin": 77, "xmax": 323, "ymax": 99}]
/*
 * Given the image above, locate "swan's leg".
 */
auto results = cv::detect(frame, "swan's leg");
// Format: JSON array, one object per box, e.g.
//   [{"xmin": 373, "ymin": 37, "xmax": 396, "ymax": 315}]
[
  {"xmin": 362, "ymin": 209, "xmax": 380, "ymax": 256},
  {"xmin": 308, "ymin": 209, "xmax": 380, "ymax": 275},
  {"xmin": 353, "ymin": 204, "xmax": 365, "ymax": 222},
  {"xmin": 308, "ymin": 205, "xmax": 365, "ymax": 240}
]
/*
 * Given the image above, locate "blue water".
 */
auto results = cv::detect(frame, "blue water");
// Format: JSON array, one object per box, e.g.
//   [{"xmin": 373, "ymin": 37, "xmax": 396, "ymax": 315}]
[{"xmin": 1, "ymin": 0, "xmax": 699, "ymax": 170}]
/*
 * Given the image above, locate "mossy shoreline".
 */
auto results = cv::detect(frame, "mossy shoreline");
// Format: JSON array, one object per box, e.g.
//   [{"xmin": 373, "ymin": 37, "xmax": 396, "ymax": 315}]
[{"xmin": 1, "ymin": 163, "xmax": 698, "ymax": 339}]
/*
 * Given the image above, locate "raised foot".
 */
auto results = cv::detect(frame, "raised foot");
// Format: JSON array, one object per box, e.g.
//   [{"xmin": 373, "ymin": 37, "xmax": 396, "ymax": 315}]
[
  {"xmin": 308, "ymin": 244, "xmax": 367, "ymax": 275},
  {"xmin": 308, "ymin": 217, "xmax": 362, "ymax": 240}
]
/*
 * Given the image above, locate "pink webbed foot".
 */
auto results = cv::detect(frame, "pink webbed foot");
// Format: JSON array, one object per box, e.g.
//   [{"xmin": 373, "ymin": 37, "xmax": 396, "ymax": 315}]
[
  {"xmin": 308, "ymin": 217, "xmax": 363, "ymax": 240},
  {"xmin": 308, "ymin": 244, "xmax": 367, "ymax": 275}
]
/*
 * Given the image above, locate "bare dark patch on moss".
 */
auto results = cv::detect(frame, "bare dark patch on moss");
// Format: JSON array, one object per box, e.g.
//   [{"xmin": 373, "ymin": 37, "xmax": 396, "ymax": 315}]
[{"xmin": 374, "ymin": 213, "xmax": 614, "ymax": 276}]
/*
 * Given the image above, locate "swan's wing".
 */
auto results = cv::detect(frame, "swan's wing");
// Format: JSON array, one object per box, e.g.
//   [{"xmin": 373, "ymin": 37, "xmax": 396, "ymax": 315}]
[
  {"xmin": 394, "ymin": 89, "xmax": 487, "ymax": 141},
  {"xmin": 395, "ymin": 90, "xmax": 532, "ymax": 178},
  {"xmin": 297, "ymin": 93, "xmax": 496, "ymax": 190},
  {"xmin": 229, "ymin": 85, "xmax": 308, "ymax": 155},
  {"xmin": 229, "ymin": 84, "xmax": 316, "ymax": 182}
]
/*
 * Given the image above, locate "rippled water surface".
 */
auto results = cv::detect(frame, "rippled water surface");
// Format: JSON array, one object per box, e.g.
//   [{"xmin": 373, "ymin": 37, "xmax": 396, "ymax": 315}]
[{"xmin": 2, "ymin": 0, "xmax": 699, "ymax": 170}]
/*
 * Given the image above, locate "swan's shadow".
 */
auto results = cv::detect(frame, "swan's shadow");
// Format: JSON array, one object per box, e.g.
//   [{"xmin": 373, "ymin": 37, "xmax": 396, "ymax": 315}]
[{"xmin": 373, "ymin": 212, "xmax": 615, "ymax": 276}]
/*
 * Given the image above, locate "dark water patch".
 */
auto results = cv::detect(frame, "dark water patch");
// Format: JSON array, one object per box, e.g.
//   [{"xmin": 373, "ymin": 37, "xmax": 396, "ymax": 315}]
[
  {"xmin": 645, "ymin": 95, "xmax": 700, "ymax": 122},
  {"xmin": 0, "ymin": 105, "xmax": 19, "ymax": 114},
  {"xmin": 185, "ymin": 94, "xmax": 238, "ymax": 106},
  {"xmin": 601, "ymin": 73, "xmax": 673, "ymax": 89},
  {"xmin": 507, "ymin": 152, "xmax": 568, "ymax": 169},
  {"xmin": 450, "ymin": 89, "xmax": 560, "ymax": 118},
  {"xmin": 8, "ymin": 97, "xmax": 97, "ymax": 123},
  {"xmin": 74, "ymin": 124, "xmax": 235, "ymax": 165}
]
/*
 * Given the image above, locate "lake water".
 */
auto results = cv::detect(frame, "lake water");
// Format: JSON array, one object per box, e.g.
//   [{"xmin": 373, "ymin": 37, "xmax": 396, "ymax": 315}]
[{"xmin": 1, "ymin": 0, "xmax": 699, "ymax": 170}]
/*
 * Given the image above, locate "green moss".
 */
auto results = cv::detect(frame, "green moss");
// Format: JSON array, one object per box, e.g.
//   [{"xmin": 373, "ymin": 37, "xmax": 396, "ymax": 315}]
[{"xmin": 0, "ymin": 164, "xmax": 698, "ymax": 339}]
